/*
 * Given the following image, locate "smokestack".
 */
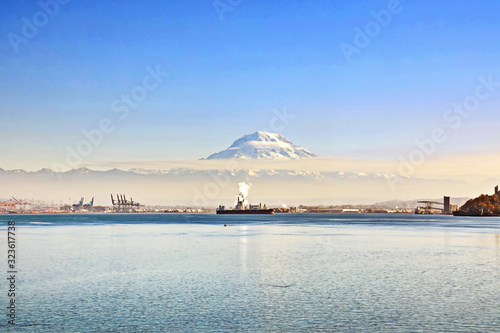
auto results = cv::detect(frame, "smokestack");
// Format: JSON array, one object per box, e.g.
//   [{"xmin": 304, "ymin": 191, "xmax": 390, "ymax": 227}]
[
  {"xmin": 444, "ymin": 196, "xmax": 451, "ymax": 213},
  {"xmin": 496, "ymin": 185, "xmax": 499, "ymax": 194}
]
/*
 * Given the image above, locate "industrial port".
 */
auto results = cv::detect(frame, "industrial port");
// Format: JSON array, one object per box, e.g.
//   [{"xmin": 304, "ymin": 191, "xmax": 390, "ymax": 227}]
[{"xmin": 0, "ymin": 186, "xmax": 497, "ymax": 215}]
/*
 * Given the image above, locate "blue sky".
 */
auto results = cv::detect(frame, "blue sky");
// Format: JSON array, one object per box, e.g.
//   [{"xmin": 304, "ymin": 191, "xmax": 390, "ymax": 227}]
[{"xmin": 1, "ymin": 0, "xmax": 499, "ymax": 171}]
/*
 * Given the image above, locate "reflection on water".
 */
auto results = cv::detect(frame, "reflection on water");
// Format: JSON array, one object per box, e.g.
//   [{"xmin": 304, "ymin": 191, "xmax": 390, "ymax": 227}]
[{"xmin": 0, "ymin": 214, "xmax": 498, "ymax": 332}]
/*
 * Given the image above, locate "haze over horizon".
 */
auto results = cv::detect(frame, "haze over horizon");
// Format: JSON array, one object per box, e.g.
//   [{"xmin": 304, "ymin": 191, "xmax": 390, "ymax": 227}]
[{"xmin": 1, "ymin": 0, "xmax": 500, "ymax": 201}]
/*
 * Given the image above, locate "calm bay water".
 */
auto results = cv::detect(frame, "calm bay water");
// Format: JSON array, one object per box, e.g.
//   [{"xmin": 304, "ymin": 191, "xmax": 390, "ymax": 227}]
[{"xmin": 1, "ymin": 213, "xmax": 499, "ymax": 332}]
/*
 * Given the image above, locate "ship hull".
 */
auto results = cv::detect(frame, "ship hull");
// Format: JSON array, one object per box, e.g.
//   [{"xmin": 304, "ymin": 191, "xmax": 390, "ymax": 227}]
[
  {"xmin": 216, "ymin": 209, "xmax": 274, "ymax": 215},
  {"xmin": 452, "ymin": 211, "xmax": 499, "ymax": 217}
]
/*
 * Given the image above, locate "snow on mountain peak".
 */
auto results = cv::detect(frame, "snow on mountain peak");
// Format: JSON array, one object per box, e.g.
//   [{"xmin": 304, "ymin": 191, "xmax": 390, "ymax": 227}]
[{"xmin": 206, "ymin": 131, "xmax": 317, "ymax": 160}]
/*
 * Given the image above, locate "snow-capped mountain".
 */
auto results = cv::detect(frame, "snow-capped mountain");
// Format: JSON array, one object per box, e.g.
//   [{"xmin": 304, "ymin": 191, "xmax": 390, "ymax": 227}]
[{"xmin": 205, "ymin": 131, "xmax": 317, "ymax": 160}]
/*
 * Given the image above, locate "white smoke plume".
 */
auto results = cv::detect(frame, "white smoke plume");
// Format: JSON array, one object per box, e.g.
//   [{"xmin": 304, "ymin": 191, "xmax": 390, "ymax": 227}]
[{"xmin": 238, "ymin": 182, "xmax": 252, "ymax": 200}]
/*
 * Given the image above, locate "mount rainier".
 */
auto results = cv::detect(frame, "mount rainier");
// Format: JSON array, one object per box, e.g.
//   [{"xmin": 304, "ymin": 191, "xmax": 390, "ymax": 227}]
[{"xmin": 205, "ymin": 131, "xmax": 316, "ymax": 160}]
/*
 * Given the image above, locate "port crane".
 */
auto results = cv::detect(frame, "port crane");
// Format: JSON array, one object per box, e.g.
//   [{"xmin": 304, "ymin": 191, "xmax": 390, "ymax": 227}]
[
  {"xmin": 0, "ymin": 200, "xmax": 16, "ymax": 212},
  {"xmin": 111, "ymin": 194, "xmax": 140, "ymax": 212},
  {"xmin": 71, "ymin": 197, "xmax": 94, "ymax": 211},
  {"xmin": 11, "ymin": 197, "xmax": 31, "ymax": 211}
]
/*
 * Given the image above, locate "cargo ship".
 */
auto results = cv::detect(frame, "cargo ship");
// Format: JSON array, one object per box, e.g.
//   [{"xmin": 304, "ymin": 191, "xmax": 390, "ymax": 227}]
[{"xmin": 216, "ymin": 193, "xmax": 274, "ymax": 214}]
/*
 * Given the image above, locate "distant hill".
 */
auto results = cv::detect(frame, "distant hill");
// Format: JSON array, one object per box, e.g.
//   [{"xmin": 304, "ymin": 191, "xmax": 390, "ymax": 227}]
[
  {"xmin": 0, "ymin": 166, "xmax": 479, "ymax": 206},
  {"xmin": 459, "ymin": 193, "xmax": 500, "ymax": 215}
]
